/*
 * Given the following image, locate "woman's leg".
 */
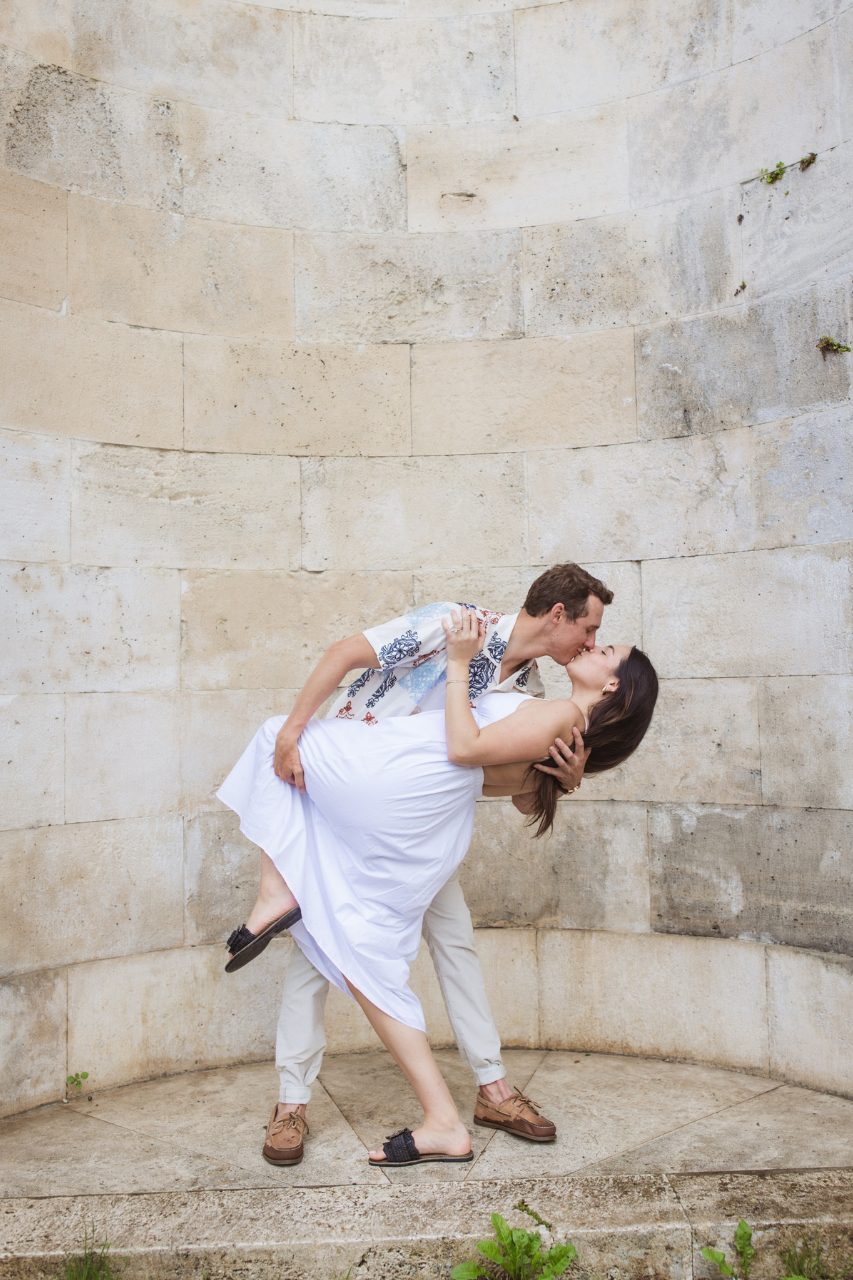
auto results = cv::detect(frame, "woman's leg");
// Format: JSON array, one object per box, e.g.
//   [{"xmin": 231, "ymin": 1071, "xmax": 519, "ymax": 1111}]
[
  {"xmin": 346, "ymin": 980, "xmax": 470, "ymax": 1160},
  {"xmin": 244, "ymin": 851, "xmax": 299, "ymax": 935}
]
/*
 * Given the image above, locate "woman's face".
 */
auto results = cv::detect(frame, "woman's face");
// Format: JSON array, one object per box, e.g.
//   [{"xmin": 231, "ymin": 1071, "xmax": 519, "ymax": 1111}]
[{"xmin": 565, "ymin": 643, "xmax": 632, "ymax": 688}]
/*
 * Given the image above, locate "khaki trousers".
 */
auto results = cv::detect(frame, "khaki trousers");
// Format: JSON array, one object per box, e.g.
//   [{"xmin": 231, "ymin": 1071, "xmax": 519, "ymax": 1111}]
[{"xmin": 276, "ymin": 873, "xmax": 505, "ymax": 1102}]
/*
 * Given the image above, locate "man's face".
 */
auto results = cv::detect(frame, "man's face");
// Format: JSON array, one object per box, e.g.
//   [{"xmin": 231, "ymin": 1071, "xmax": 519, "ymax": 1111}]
[{"xmin": 545, "ymin": 595, "xmax": 605, "ymax": 665}]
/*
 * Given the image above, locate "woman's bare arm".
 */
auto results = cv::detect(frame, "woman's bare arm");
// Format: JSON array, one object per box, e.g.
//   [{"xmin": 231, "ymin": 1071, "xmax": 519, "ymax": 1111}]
[{"xmin": 447, "ymin": 695, "xmax": 584, "ymax": 768}]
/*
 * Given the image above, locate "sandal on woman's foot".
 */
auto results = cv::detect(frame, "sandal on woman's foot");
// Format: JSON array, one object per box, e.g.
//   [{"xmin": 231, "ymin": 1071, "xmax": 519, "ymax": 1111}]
[
  {"xmin": 368, "ymin": 1127, "xmax": 473, "ymax": 1168},
  {"xmin": 224, "ymin": 906, "xmax": 302, "ymax": 973}
]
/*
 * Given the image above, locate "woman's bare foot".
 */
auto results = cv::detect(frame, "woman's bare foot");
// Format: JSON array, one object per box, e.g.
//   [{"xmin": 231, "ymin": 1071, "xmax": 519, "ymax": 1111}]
[
  {"xmin": 244, "ymin": 886, "xmax": 298, "ymax": 937},
  {"xmin": 368, "ymin": 1119, "xmax": 471, "ymax": 1162}
]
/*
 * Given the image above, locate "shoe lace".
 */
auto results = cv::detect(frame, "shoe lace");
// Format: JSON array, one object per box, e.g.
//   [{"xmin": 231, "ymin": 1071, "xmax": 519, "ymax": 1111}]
[
  {"xmin": 270, "ymin": 1111, "xmax": 306, "ymax": 1136},
  {"xmin": 509, "ymin": 1089, "xmax": 542, "ymax": 1115}
]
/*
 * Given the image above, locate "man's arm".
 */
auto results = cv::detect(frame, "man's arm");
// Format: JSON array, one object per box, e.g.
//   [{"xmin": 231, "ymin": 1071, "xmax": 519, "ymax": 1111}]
[{"xmin": 274, "ymin": 633, "xmax": 378, "ymax": 789}]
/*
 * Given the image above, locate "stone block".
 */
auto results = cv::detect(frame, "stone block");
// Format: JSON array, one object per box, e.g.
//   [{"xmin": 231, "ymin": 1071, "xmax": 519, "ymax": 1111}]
[
  {"xmin": 0, "ymin": 563, "xmax": 180, "ymax": 693},
  {"xmin": 473, "ymin": 928, "xmax": 539, "ymax": 1046},
  {"xmin": 301, "ymin": 455, "xmax": 526, "ymax": 570},
  {"xmin": 70, "ymin": 0, "xmax": 293, "ymax": 115},
  {"xmin": 0, "ymin": 1, "xmax": 73, "ymax": 65},
  {"xmin": 628, "ymin": 26, "xmax": 838, "ymax": 205},
  {"xmin": 411, "ymin": 333, "xmax": 636, "ymax": 454},
  {"xmin": 294, "ymin": 230, "xmax": 522, "ymax": 342},
  {"xmin": 649, "ymin": 806, "xmax": 853, "ymax": 955},
  {"xmin": 0, "ymin": 694, "xmax": 64, "ymax": 830},
  {"xmin": 0, "ymin": 428, "xmax": 70, "ymax": 562},
  {"xmin": 65, "ymin": 693, "xmax": 182, "ymax": 822},
  {"xmin": 580, "ymin": 679, "xmax": 762, "ymax": 805},
  {"xmin": 461, "ymin": 799, "xmax": 650, "ymax": 932},
  {"xmin": 184, "ymin": 809, "xmax": 267, "ymax": 947},
  {"xmin": 527, "ymin": 429, "xmax": 756, "ymax": 564},
  {"xmin": 839, "ymin": 8, "xmax": 853, "ymax": 136},
  {"xmin": 732, "ymin": 0, "xmax": 840, "ymax": 61},
  {"xmin": 642, "ymin": 546, "xmax": 852, "ymax": 678},
  {"xmin": 70, "ymin": 442, "xmax": 301, "ymax": 571},
  {"xmin": 759, "ymin": 676, "xmax": 853, "ymax": 809},
  {"xmin": 741, "ymin": 141, "xmax": 853, "ymax": 298},
  {"xmin": 767, "ymin": 946, "xmax": 853, "ymax": 1096},
  {"xmin": 181, "ymin": 570, "xmax": 413, "ymax": 689},
  {"xmin": 751, "ymin": 407, "xmax": 853, "ymax": 549},
  {"xmin": 0, "ymin": 817, "xmax": 183, "ymax": 978},
  {"xmin": 178, "ymin": 104, "xmax": 405, "ymax": 232},
  {"xmin": 635, "ymin": 280, "xmax": 851, "ymax": 439},
  {"xmin": 515, "ymin": 0, "xmax": 730, "ymax": 116},
  {"xmin": 294, "ymin": 12, "xmax": 513, "ymax": 125},
  {"xmin": 523, "ymin": 190, "xmax": 740, "ymax": 334},
  {"xmin": 183, "ymin": 336, "xmax": 411, "ymax": 456},
  {"xmin": 412, "ymin": 561, "xmax": 643, "ymax": 678},
  {"xmin": 407, "ymin": 106, "xmax": 630, "ymax": 232},
  {"xmin": 0, "ymin": 968, "xmax": 66, "ymax": 1117},
  {"xmin": 0, "ymin": 168, "xmax": 66, "ymax": 308},
  {"xmin": 181, "ymin": 690, "xmax": 299, "ymax": 818},
  {"xmin": 538, "ymin": 930, "xmax": 769, "ymax": 1072},
  {"xmin": 1, "ymin": 52, "xmax": 183, "ymax": 209},
  {"xmin": 0, "ymin": 298, "xmax": 183, "ymax": 448},
  {"xmin": 68, "ymin": 197, "xmax": 294, "ymax": 338},
  {"xmin": 67, "ymin": 945, "xmax": 285, "ymax": 1089}
]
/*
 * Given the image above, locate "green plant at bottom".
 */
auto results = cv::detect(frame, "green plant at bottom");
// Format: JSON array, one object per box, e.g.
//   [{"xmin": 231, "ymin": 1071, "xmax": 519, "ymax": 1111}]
[
  {"xmin": 451, "ymin": 1211, "xmax": 577, "ymax": 1279},
  {"xmin": 65, "ymin": 1071, "xmax": 89, "ymax": 1094},
  {"xmin": 703, "ymin": 1219, "xmax": 756, "ymax": 1278},
  {"xmin": 701, "ymin": 1220, "xmax": 853, "ymax": 1280},
  {"xmin": 63, "ymin": 1228, "xmax": 114, "ymax": 1280},
  {"xmin": 758, "ymin": 160, "xmax": 786, "ymax": 184},
  {"xmin": 816, "ymin": 335, "xmax": 851, "ymax": 359}
]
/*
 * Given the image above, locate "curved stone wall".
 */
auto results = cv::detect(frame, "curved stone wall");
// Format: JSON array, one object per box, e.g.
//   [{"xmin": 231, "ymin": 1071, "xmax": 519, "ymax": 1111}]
[{"xmin": 1, "ymin": 0, "xmax": 851, "ymax": 1116}]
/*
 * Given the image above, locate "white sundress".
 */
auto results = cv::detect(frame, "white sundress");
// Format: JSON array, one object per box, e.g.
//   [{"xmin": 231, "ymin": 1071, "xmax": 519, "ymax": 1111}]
[{"xmin": 215, "ymin": 689, "xmax": 530, "ymax": 1032}]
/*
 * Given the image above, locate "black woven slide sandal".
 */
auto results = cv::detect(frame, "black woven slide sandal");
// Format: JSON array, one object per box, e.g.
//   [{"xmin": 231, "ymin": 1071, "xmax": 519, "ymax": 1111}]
[
  {"xmin": 224, "ymin": 905, "xmax": 302, "ymax": 973},
  {"xmin": 367, "ymin": 1126, "xmax": 474, "ymax": 1168}
]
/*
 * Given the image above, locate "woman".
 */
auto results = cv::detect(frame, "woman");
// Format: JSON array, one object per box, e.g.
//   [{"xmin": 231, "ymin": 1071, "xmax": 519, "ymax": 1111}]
[{"xmin": 216, "ymin": 609, "xmax": 658, "ymax": 1168}]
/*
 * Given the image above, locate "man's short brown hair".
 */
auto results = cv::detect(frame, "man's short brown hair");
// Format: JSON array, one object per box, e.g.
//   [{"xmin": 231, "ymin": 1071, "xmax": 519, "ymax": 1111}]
[{"xmin": 523, "ymin": 563, "xmax": 614, "ymax": 620}]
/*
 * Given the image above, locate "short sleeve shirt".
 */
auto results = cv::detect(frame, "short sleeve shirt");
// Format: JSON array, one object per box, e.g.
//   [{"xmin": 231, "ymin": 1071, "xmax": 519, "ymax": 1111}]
[{"xmin": 327, "ymin": 601, "xmax": 544, "ymax": 723}]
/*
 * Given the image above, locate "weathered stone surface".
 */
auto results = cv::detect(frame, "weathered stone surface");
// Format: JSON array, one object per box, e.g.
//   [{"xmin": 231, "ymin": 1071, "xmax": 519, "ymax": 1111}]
[
  {"xmin": 183, "ymin": 335, "xmax": 411, "ymax": 456},
  {"xmin": 751, "ymin": 407, "xmax": 853, "ymax": 549},
  {"xmin": 408, "ymin": 106, "xmax": 630, "ymax": 233},
  {"xmin": 628, "ymin": 26, "xmax": 839, "ymax": 205},
  {"xmin": 767, "ymin": 947, "xmax": 853, "ymax": 1095},
  {"xmin": 539, "ymin": 930, "xmax": 769, "ymax": 1071},
  {"xmin": 523, "ymin": 190, "xmax": 740, "ymax": 334},
  {"xmin": 178, "ymin": 104, "xmax": 405, "ymax": 232},
  {"xmin": 0, "ymin": 1, "xmax": 74, "ymax": 65},
  {"xmin": 742, "ymin": 141, "xmax": 853, "ymax": 297},
  {"xmin": 759, "ymin": 676, "xmax": 853, "ymax": 809},
  {"xmin": 0, "ymin": 817, "xmax": 183, "ymax": 977},
  {"xmin": 839, "ymin": 7, "xmax": 853, "ymax": 136},
  {"xmin": 67, "ymin": 945, "xmax": 285, "ymax": 1088},
  {"xmin": 70, "ymin": 0, "xmax": 294, "ymax": 115},
  {"xmin": 301, "ymin": 455, "xmax": 527, "ymax": 570},
  {"xmin": 184, "ymin": 810, "xmax": 266, "ymax": 947},
  {"xmin": 0, "ymin": 298, "xmax": 183, "ymax": 448},
  {"xmin": 462, "ymin": 799, "xmax": 650, "ymax": 932},
  {"xmin": 68, "ymin": 197, "xmax": 294, "ymax": 337},
  {"xmin": 515, "ymin": 0, "xmax": 730, "ymax": 116},
  {"xmin": 181, "ymin": 570, "xmax": 412, "ymax": 689},
  {"xmin": 411, "ymin": 333, "xmax": 636, "ymax": 454},
  {"xmin": 580, "ymin": 679, "xmax": 762, "ymax": 805},
  {"xmin": 1, "ymin": 52, "xmax": 183, "ymax": 209},
  {"xmin": 294, "ymin": 12, "xmax": 513, "ymax": 125},
  {"xmin": 731, "ymin": 0, "xmax": 840, "ymax": 61},
  {"xmin": 0, "ymin": 429, "xmax": 70, "ymax": 562},
  {"xmin": 0, "ymin": 168, "xmax": 65, "ymax": 308},
  {"xmin": 0, "ymin": 968, "xmax": 65, "ymax": 1117},
  {"xmin": 65, "ymin": 694, "xmax": 182, "ymax": 822},
  {"xmin": 294, "ymin": 231, "xmax": 522, "ymax": 342},
  {"xmin": 527, "ymin": 430, "xmax": 755, "ymax": 564},
  {"xmin": 649, "ymin": 805, "xmax": 853, "ymax": 955},
  {"xmin": 0, "ymin": 694, "xmax": 64, "ymax": 830},
  {"xmin": 180, "ymin": 689, "xmax": 298, "ymax": 819},
  {"xmin": 412, "ymin": 562, "xmax": 643, "ymax": 685},
  {"xmin": 463, "ymin": 928, "xmax": 540, "ymax": 1047},
  {"xmin": 635, "ymin": 281, "xmax": 851, "ymax": 439},
  {"xmin": 0, "ymin": 563, "xmax": 180, "ymax": 693},
  {"xmin": 642, "ymin": 546, "xmax": 852, "ymax": 678},
  {"xmin": 70, "ymin": 442, "xmax": 301, "ymax": 571}
]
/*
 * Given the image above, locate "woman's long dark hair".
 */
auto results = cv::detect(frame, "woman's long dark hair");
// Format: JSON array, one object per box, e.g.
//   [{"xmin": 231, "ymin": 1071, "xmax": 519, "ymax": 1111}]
[{"xmin": 523, "ymin": 647, "xmax": 659, "ymax": 837}]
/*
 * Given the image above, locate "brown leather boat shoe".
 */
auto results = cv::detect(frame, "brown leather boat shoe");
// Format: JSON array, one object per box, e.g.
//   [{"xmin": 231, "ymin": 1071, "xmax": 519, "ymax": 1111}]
[
  {"xmin": 262, "ymin": 1104, "xmax": 309, "ymax": 1166},
  {"xmin": 473, "ymin": 1088, "xmax": 557, "ymax": 1142}
]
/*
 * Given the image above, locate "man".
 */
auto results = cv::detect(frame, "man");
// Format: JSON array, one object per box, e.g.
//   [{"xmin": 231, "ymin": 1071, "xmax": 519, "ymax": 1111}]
[{"xmin": 260, "ymin": 563, "xmax": 613, "ymax": 1166}]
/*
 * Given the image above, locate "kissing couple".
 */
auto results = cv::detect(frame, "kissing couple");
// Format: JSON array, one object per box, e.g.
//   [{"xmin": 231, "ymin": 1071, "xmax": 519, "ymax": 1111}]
[{"xmin": 216, "ymin": 563, "xmax": 658, "ymax": 1169}]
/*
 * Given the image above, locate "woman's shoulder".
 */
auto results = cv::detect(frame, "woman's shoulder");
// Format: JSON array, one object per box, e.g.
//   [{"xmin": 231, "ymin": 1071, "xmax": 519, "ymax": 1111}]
[{"xmin": 515, "ymin": 695, "xmax": 585, "ymax": 729}]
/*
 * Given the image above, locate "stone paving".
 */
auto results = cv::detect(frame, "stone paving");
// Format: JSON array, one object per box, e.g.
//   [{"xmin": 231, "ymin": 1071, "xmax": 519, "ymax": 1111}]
[{"xmin": 2, "ymin": 1049, "xmax": 853, "ymax": 1277}]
